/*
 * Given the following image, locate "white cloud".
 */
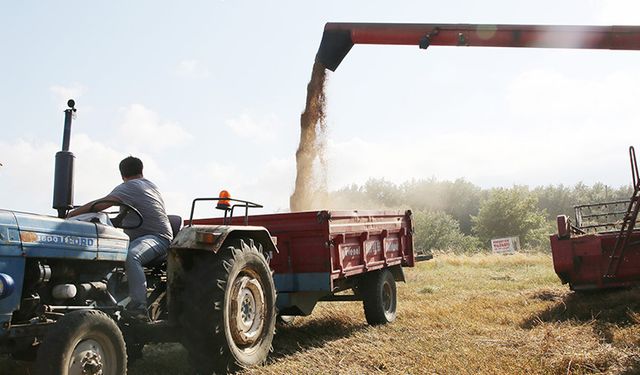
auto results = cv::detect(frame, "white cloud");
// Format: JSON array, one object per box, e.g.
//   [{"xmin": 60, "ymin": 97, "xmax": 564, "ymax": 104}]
[
  {"xmin": 203, "ymin": 162, "xmax": 244, "ymax": 191},
  {"xmin": 0, "ymin": 139, "xmax": 57, "ymax": 214},
  {"xmin": 0, "ymin": 133, "xmax": 173, "ymax": 216},
  {"xmin": 0, "ymin": 135, "xmax": 123, "ymax": 214},
  {"xmin": 163, "ymin": 157, "xmax": 295, "ymax": 218},
  {"xmin": 176, "ymin": 59, "xmax": 211, "ymax": 78},
  {"xmin": 506, "ymin": 69, "xmax": 640, "ymax": 125},
  {"xmin": 117, "ymin": 104, "xmax": 193, "ymax": 151},
  {"xmin": 71, "ymin": 135, "xmax": 183, "ymax": 217},
  {"xmin": 598, "ymin": 1, "xmax": 640, "ymax": 24},
  {"xmin": 160, "ymin": 190, "xmax": 192, "ymax": 219},
  {"xmin": 70, "ymin": 134, "xmax": 127, "ymax": 201},
  {"xmin": 225, "ymin": 113, "xmax": 281, "ymax": 143},
  {"xmin": 243, "ymin": 157, "xmax": 295, "ymax": 210},
  {"xmin": 50, "ymin": 83, "xmax": 86, "ymax": 104},
  {"xmin": 326, "ymin": 124, "xmax": 634, "ymax": 193}
]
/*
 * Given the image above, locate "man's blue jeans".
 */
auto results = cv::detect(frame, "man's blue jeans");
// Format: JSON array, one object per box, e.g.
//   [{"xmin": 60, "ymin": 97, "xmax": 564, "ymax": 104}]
[{"xmin": 126, "ymin": 234, "xmax": 170, "ymax": 309}]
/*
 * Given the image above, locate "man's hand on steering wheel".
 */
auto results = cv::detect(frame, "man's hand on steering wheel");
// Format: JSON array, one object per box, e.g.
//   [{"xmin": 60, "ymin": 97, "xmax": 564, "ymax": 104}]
[{"xmin": 88, "ymin": 199, "xmax": 144, "ymax": 230}]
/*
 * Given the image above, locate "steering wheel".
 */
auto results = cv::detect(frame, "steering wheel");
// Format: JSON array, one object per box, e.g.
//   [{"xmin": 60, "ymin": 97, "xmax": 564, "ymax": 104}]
[{"xmin": 89, "ymin": 199, "xmax": 144, "ymax": 230}]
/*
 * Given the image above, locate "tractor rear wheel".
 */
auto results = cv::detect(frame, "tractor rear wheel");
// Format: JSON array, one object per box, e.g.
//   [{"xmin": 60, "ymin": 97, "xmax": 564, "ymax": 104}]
[
  {"xmin": 35, "ymin": 309, "xmax": 126, "ymax": 375},
  {"xmin": 362, "ymin": 269, "xmax": 397, "ymax": 325},
  {"xmin": 180, "ymin": 239, "xmax": 276, "ymax": 374}
]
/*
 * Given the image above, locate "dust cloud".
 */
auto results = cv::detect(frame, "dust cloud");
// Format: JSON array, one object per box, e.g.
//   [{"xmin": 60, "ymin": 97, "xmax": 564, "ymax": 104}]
[{"xmin": 290, "ymin": 62, "xmax": 329, "ymax": 212}]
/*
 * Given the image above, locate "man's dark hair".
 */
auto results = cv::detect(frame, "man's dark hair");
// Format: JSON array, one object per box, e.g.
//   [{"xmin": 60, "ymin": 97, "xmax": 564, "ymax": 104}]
[{"xmin": 119, "ymin": 156, "xmax": 143, "ymax": 178}]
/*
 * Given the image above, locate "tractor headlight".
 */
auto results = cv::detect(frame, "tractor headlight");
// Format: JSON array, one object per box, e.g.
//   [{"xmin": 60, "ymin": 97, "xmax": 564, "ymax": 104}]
[{"xmin": 0, "ymin": 273, "xmax": 15, "ymax": 300}]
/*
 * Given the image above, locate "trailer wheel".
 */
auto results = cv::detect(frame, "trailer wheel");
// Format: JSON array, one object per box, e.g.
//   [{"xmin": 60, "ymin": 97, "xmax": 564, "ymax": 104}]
[
  {"xmin": 35, "ymin": 309, "xmax": 127, "ymax": 375},
  {"xmin": 362, "ymin": 269, "xmax": 397, "ymax": 325},
  {"xmin": 180, "ymin": 239, "xmax": 276, "ymax": 374}
]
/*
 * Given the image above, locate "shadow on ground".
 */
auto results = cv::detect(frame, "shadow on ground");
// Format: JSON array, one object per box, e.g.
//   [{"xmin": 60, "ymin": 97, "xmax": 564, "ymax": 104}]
[
  {"xmin": 0, "ymin": 344, "xmax": 192, "ymax": 375},
  {"xmin": 0, "ymin": 317, "xmax": 366, "ymax": 375},
  {"xmin": 521, "ymin": 287, "xmax": 640, "ymax": 374},
  {"xmin": 522, "ymin": 287, "xmax": 640, "ymax": 328},
  {"xmin": 268, "ymin": 316, "xmax": 367, "ymax": 362}
]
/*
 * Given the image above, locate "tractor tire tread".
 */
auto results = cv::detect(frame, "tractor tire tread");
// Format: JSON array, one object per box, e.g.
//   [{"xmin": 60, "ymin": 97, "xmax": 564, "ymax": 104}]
[
  {"xmin": 179, "ymin": 240, "xmax": 276, "ymax": 374},
  {"xmin": 362, "ymin": 269, "xmax": 397, "ymax": 326},
  {"xmin": 35, "ymin": 309, "xmax": 126, "ymax": 375}
]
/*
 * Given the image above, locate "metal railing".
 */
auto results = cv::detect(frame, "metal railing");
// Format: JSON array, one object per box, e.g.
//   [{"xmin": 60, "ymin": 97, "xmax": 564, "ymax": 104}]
[
  {"xmin": 574, "ymin": 200, "xmax": 631, "ymax": 232},
  {"xmin": 188, "ymin": 197, "xmax": 263, "ymax": 226}
]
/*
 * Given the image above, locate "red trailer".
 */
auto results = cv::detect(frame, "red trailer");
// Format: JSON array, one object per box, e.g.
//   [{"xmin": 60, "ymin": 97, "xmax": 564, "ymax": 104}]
[
  {"xmin": 190, "ymin": 209, "xmax": 414, "ymax": 324},
  {"xmin": 551, "ymin": 147, "xmax": 640, "ymax": 290}
]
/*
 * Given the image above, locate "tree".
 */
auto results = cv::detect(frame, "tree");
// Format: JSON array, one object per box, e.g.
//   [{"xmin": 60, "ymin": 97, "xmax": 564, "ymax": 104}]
[
  {"xmin": 413, "ymin": 210, "xmax": 481, "ymax": 253},
  {"xmin": 331, "ymin": 178, "xmax": 402, "ymax": 210},
  {"xmin": 471, "ymin": 187, "xmax": 548, "ymax": 249},
  {"xmin": 533, "ymin": 184, "xmax": 574, "ymax": 221},
  {"xmin": 533, "ymin": 182, "xmax": 633, "ymax": 221},
  {"xmin": 401, "ymin": 178, "xmax": 484, "ymax": 234},
  {"xmin": 331, "ymin": 184, "xmax": 373, "ymax": 209},
  {"xmin": 438, "ymin": 179, "xmax": 484, "ymax": 235},
  {"xmin": 364, "ymin": 178, "xmax": 401, "ymax": 207}
]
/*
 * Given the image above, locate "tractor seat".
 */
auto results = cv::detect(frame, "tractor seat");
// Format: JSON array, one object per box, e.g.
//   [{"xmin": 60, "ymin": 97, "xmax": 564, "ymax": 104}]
[
  {"xmin": 145, "ymin": 214, "xmax": 182, "ymax": 269},
  {"xmin": 168, "ymin": 215, "xmax": 182, "ymax": 238}
]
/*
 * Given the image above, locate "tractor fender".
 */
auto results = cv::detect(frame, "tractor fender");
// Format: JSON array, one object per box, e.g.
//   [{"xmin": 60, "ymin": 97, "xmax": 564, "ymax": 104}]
[
  {"xmin": 166, "ymin": 225, "xmax": 277, "ymax": 327},
  {"xmin": 170, "ymin": 225, "xmax": 277, "ymax": 256}
]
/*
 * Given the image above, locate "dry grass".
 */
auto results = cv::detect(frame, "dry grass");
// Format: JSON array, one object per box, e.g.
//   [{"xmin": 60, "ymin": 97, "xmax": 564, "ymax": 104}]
[{"xmin": 3, "ymin": 253, "xmax": 640, "ymax": 374}]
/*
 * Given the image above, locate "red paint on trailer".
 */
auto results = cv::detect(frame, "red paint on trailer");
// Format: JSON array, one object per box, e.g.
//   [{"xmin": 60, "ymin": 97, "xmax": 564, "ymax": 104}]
[{"xmin": 190, "ymin": 210, "xmax": 414, "ymax": 291}]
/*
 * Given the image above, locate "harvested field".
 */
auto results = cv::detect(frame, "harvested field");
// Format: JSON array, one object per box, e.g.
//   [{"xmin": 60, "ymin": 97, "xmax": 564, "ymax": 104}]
[{"xmin": 3, "ymin": 253, "xmax": 640, "ymax": 374}]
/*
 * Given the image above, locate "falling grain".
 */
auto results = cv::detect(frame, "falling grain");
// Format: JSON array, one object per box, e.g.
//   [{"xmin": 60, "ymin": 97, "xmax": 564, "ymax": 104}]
[{"xmin": 290, "ymin": 62, "xmax": 329, "ymax": 212}]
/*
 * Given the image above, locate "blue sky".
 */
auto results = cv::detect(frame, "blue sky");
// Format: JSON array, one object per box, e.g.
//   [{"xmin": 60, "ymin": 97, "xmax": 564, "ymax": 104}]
[{"xmin": 1, "ymin": 1, "xmax": 640, "ymax": 218}]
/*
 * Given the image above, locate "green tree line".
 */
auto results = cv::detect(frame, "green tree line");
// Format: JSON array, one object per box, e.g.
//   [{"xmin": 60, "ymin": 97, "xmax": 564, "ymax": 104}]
[{"xmin": 331, "ymin": 178, "xmax": 633, "ymax": 253}]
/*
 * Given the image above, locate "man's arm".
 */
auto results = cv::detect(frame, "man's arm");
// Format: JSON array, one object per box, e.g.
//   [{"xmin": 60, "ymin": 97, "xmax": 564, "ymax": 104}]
[{"xmin": 67, "ymin": 195, "xmax": 122, "ymax": 218}]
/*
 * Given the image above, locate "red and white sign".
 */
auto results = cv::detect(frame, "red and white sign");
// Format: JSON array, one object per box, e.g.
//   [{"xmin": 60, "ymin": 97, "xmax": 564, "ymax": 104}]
[{"xmin": 491, "ymin": 237, "xmax": 520, "ymax": 254}]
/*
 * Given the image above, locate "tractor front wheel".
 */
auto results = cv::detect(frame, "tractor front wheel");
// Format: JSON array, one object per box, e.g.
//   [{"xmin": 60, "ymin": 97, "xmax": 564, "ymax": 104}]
[
  {"xmin": 180, "ymin": 239, "xmax": 276, "ymax": 374},
  {"xmin": 35, "ymin": 309, "xmax": 127, "ymax": 375}
]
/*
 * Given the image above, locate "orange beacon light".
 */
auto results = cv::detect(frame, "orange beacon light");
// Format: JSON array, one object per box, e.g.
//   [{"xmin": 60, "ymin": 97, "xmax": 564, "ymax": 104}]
[{"xmin": 216, "ymin": 190, "xmax": 231, "ymax": 210}]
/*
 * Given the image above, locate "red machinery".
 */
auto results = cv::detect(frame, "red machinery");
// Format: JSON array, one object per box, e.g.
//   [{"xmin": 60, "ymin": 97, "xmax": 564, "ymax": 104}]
[
  {"xmin": 313, "ymin": 23, "xmax": 640, "ymax": 290},
  {"xmin": 552, "ymin": 147, "xmax": 640, "ymax": 290},
  {"xmin": 315, "ymin": 23, "xmax": 640, "ymax": 71}
]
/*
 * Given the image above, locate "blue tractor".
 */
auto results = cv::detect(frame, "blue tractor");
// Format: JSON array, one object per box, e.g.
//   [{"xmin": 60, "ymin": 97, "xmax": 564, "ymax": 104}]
[{"xmin": 0, "ymin": 101, "xmax": 279, "ymax": 374}]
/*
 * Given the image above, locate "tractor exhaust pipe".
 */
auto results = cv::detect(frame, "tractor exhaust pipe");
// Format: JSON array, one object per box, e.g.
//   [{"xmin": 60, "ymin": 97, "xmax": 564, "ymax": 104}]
[{"xmin": 52, "ymin": 99, "xmax": 77, "ymax": 218}]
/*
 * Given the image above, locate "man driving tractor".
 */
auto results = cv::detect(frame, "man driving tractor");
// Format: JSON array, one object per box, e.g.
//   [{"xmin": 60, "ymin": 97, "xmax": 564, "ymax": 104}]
[{"xmin": 68, "ymin": 156, "xmax": 173, "ymax": 320}]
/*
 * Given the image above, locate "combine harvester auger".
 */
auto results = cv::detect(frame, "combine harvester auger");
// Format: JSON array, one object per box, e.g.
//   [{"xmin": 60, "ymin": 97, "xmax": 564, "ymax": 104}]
[
  {"xmin": 313, "ymin": 22, "xmax": 640, "ymax": 291},
  {"xmin": 315, "ymin": 22, "xmax": 640, "ymax": 71}
]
